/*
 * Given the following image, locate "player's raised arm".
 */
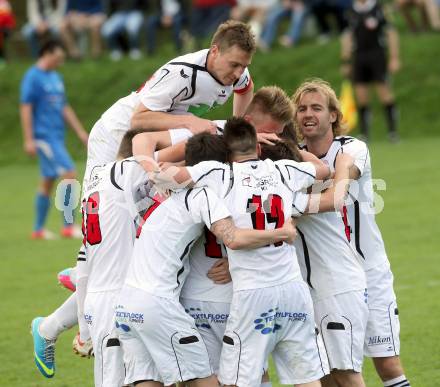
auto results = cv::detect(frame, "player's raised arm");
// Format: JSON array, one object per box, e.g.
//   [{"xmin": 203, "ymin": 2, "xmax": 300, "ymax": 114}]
[
  {"xmin": 305, "ymin": 152, "xmax": 354, "ymax": 214},
  {"xmin": 299, "ymin": 148, "xmax": 331, "ymax": 180},
  {"xmin": 211, "ymin": 217, "xmax": 297, "ymax": 250},
  {"xmin": 131, "ymin": 105, "xmax": 217, "ymax": 134}
]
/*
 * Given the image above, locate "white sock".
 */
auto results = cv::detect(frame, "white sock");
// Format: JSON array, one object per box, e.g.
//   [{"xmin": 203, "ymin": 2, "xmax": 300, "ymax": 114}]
[
  {"xmin": 260, "ymin": 382, "xmax": 272, "ymax": 387},
  {"xmin": 384, "ymin": 375, "xmax": 410, "ymax": 387},
  {"xmin": 39, "ymin": 293, "xmax": 78, "ymax": 340}
]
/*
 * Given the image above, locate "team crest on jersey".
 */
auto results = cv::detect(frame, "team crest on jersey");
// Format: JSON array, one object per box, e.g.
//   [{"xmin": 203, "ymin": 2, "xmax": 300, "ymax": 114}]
[{"xmin": 241, "ymin": 173, "xmax": 277, "ymax": 191}]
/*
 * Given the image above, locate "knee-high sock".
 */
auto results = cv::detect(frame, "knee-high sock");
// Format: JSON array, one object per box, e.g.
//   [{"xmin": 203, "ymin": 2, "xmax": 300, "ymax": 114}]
[
  {"xmin": 358, "ymin": 105, "xmax": 371, "ymax": 139},
  {"xmin": 34, "ymin": 193, "xmax": 50, "ymax": 232},
  {"xmin": 384, "ymin": 102, "xmax": 398, "ymax": 134},
  {"xmin": 39, "ymin": 293, "xmax": 78, "ymax": 340}
]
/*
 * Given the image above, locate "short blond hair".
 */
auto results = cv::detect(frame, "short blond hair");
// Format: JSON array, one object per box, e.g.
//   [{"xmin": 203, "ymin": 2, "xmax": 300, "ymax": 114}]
[
  {"xmin": 211, "ymin": 20, "xmax": 256, "ymax": 54},
  {"xmin": 291, "ymin": 78, "xmax": 347, "ymax": 139},
  {"xmin": 246, "ymin": 86, "xmax": 294, "ymax": 125}
]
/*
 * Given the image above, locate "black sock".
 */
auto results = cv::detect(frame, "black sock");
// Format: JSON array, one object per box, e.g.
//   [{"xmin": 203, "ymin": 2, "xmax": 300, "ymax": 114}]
[
  {"xmin": 358, "ymin": 105, "xmax": 371, "ymax": 139},
  {"xmin": 384, "ymin": 102, "xmax": 398, "ymax": 134}
]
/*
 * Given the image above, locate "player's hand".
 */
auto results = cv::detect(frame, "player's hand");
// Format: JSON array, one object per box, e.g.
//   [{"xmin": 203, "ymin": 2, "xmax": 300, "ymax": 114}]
[
  {"xmin": 186, "ymin": 116, "xmax": 217, "ymax": 134},
  {"xmin": 207, "ymin": 258, "xmax": 232, "ymax": 284},
  {"xmin": 335, "ymin": 152, "xmax": 354, "ymax": 169},
  {"xmin": 279, "ymin": 218, "xmax": 297, "ymax": 245},
  {"xmin": 257, "ymin": 132, "xmax": 280, "ymax": 145},
  {"xmin": 24, "ymin": 140, "xmax": 37, "ymax": 157},
  {"xmin": 388, "ymin": 57, "xmax": 401, "ymax": 73}
]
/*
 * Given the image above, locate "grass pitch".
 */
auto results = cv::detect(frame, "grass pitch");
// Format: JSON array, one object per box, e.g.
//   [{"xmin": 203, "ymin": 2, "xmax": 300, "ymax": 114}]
[{"xmin": 0, "ymin": 136, "xmax": 438, "ymax": 386}]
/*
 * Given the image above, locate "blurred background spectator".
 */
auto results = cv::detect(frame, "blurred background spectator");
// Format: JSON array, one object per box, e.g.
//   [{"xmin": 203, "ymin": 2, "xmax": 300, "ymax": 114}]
[
  {"xmin": 231, "ymin": 0, "xmax": 277, "ymax": 43},
  {"xmin": 341, "ymin": 0, "xmax": 401, "ymax": 142},
  {"xmin": 146, "ymin": 0, "xmax": 184, "ymax": 55},
  {"xmin": 259, "ymin": 0, "xmax": 308, "ymax": 51},
  {"xmin": 190, "ymin": 0, "xmax": 235, "ymax": 49},
  {"xmin": 309, "ymin": 0, "xmax": 350, "ymax": 43},
  {"xmin": 102, "ymin": 0, "xmax": 148, "ymax": 61},
  {"xmin": 60, "ymin": 0, "xmax": 106, "ymax": 59},
  {"xmin": 0, "ymin": 0, "xmax": 15, "ymax": 62},
  {"xmin": 22, "ymin": 0, "xmax": 65, "ymax": 59},
  {"xmin": 395, "ymin": 0, "xmax": 440, "ymax": 32}
]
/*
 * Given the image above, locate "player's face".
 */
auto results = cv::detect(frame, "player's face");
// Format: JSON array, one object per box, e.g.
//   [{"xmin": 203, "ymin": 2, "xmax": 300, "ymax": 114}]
[
  {"xmin": 48, "ymin": 47, "xmax": 66, "ymax": 69},
  {"xmin": 210, "ymin": 45, "xmax": 252, "ymax": 86},
  {"xmin": 296, "ymin": 91, "xmax": 336, "ymax": 139},
  {"xmin": 247, "ymin": 111, "xmax": 285, "ymax": 134}
]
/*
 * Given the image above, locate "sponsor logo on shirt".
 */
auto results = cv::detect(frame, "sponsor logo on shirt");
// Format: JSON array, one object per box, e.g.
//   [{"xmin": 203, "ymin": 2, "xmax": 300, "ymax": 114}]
[
  {"xmin": 84, "ymin": 314, "xmax": 92, "ymax": 325},
  {"xmin": 115, "ymin": 310, "xmax": 144, "ymax": 324}
]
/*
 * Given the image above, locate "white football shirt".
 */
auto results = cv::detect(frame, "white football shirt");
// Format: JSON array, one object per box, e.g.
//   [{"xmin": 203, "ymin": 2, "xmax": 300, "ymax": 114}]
[
  {"xmin": 294, "ymin": 138, "xmax": 367, "ymax": 300},
  {"xmin": 90, "ymin": 49, "xmax": 251, "ymax": 166},
  {"xmin": 180, "ymin": 228, "xmax": 233, "ymax": 303},
  {"xmin": 124, "ymin": 187, "xmax": 231, "ymax": 299},
  {"xmin": 333, "ymin": 136, "xmax": 389, "ymax": 270},
  {"xmin": 187, "ymin": 158, "xmax": 316, "ymax": 291},
  {"xmin": 82, "ymin": 158, "xmax": 151, "ymax": 293}
]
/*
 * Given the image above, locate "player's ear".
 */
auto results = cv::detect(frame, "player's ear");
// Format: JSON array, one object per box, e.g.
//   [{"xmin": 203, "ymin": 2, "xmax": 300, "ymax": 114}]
[
  {"xmin": 330, "ymin": 110, "xmax": 337, "ymax": 124},
  {"xmin": 210, "ymin": 44, "xmax": 219, "ymax": 58},
  {"xmin": 243, "ymin": 114, "xmax": 252, "ymax": 123}
]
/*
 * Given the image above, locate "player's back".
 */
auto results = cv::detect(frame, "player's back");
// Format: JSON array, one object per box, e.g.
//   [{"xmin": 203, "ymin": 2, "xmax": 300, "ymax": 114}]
[
  {"xmin": 124, "ymin": 187, "xmax": 230, "ymax": 299},
  {"xmin": 83, "ymin": 158, "xmax": 149, "ymax": 293},
  {"xmin": 223, "ymin": 158, "xmax": 313, "ymax": 291}
]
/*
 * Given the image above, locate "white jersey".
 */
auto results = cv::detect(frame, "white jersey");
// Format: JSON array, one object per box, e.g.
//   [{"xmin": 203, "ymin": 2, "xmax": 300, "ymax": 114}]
[
  {"xmin": 180, "ymin": 228, "xmax": 232, "ymax": 303},
  {"xmin": 294, "ymin": 139, "xmax": 367, "ymax": 300},
  {"xmin": 89, "ymin": 48, "xmax": 250, "ymax": 166},
  {"xmin": 331, "ymin": 136, "xmax": 389, "ymax": 270},
  {"xmin": 82, "ymin": 158, "xmax": 150, "ymax": 293},
  {"xmin": 124, "ymin": 187, "xmax": 231, "ymax": 299},
  {"xmin": 187, "ymin": 159, "xmax": 316, "ymax": 291}
]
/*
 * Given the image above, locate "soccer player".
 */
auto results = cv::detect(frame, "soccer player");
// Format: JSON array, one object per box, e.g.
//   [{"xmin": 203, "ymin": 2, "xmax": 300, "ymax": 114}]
[
  {"xmin": 293, "ymin": 79, "xmax": 411, "ymax": 387},
  {"xmin": 145, "ymin": 118, "xmax": 357, "ymax": 387},
  {"xmin": 20, "ymin": 39, "xmax": 88, "ymax": 240},
  {"xmin": 116, "ymin": 135, "xmax": 296, "ymax": 387},
  {"xmin": 292, "ymin": 79, "xmax": 369, "ymax": 387},
  {"xmin": 30, "ymin": 20, "xmax": 256, "ymax": 378},
  {"xmin": 341, "ymin": 0, "xmax": 400, "ymax": 142}
]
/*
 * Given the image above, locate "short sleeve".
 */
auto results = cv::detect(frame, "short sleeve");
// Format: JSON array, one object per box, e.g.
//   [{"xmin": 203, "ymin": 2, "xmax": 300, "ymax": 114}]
[
  {"xmin": 20, "ymin": 70, "xmax": 37, "ymax": 104},
  {"xmin": 138, "ymin": 64, "xmax": 192, "ymax": 112},
  {"xmin": 233, "ymin": 68, "xmax": 253, "ymax": 95},
  {"xmin": 275, "ymin": 160, "xmax": 316, "ymax": 191},
  {"xmin": 342, "ymin": 139, "xmax": 369, "ymax": 176},
  {"xmin": 189, "ymin": 187, "xmax": 231, "ymax": 229},
  {"xmin": 291, "ymin": 191, "xmax": 310, "ymax": 217},
  {"xmin": 186, "ymin": 161, "xmax": 230, "ymax": 196}
]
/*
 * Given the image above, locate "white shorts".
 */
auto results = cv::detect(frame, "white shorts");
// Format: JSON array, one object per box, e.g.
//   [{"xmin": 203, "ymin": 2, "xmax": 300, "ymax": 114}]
[
  {"xmin": 116, "ymin": 285, "xmax": 213, "ymax": 385},
  {"xmin": 219, "ymin": 281, "xmax": 328, "ymax": 387},
  {"xmin": 364, "ymin": 263, "xmax": 400, "ymax": 357},
  {"xmin": 314, "ymin": 289, "xmax": 369, "ymax": 372},
  {"xmin": 180, "ymin": 298, "xmax": 230, "ymax": 374},
  {"xmin": 83, "ymin": 290, "xmax": 125, "ymax": 387}
]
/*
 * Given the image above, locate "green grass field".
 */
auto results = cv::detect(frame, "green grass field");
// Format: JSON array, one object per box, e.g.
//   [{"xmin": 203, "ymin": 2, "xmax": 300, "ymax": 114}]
[
  {"xmin": 0, "ymin": 137, "xmax": 439, "ymax": 386},
  {"xmin": 1, "ymin": 20, "xmax": 439, "ymax": 386}
]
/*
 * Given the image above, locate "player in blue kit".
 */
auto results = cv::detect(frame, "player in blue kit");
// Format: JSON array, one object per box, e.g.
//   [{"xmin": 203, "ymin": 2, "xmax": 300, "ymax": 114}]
[{"xmin": 20, "ymin": 40, "xmax": 88, "ymax": 240}]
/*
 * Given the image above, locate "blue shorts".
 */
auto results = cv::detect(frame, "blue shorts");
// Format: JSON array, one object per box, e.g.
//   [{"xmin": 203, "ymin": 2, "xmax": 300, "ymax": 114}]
[{"xmin": 35, "ymin": 138, "xmax": 75, "ymax": 179}]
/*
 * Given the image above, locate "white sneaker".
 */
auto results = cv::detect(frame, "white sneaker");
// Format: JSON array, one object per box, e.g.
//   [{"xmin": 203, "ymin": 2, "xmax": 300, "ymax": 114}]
[
  {"xmin": 72, "ymin": 332, "xmax": 94, "ymax": 358},
  {"xmin": 110, "ymin": 50, "xmax": 122, "ymax": 61},
  {"xmin": 129, "ymin": 49, "xmax": 142, "ymax": 60},
  {"xmin": 31, "ymin": 229, "xmax": 58, "ymax": 240},
  {"xmin": 61, "ymin": 224, "xmax": 82, "ymax": 239}
]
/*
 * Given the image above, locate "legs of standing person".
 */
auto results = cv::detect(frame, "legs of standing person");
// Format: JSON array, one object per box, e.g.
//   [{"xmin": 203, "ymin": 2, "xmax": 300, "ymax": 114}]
[
  {"xmin": 171, "ymin": 12, "xmax": 184, "ymax": 53},
  {"xmin": 282, "ymin": 1, "xmax": 308, "ymax": 47},
  {"xmin": 102, "ymin": 12, "xmax": 127, "ymax": 59},
  {"xmin": 126, "ymin": 10, "xmax": 144, "ymax": 58},
  {"xmin": 88, "ymin": 12, "xmax": 106, "ymax": 58},
  {"xmin": 375, "ymin": 82, "xmax": 399, "ymax": 142},
  {"xmin": 60, "ymin": 12, "xmax": 82, "ymax": 59},
  {"xmin": 145, "ymin": 13, "xmax": 161, "ymax": 55},
  {"xmin": 22, "ymin": 24, "xmax": 41, "ymax": 58},
  {"xmin": 259, "ymin": 5, "xmax": 289, "ymax": 50},
  {"xmin": 354, "ymin": 83, "xmax": 371, "ymax": 141}
]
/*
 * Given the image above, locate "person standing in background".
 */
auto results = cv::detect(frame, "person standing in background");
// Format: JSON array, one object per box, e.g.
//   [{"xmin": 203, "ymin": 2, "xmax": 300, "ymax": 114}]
[{"xmin": 20, "ymin": 40, "xmax": 88, "ymax": 240}]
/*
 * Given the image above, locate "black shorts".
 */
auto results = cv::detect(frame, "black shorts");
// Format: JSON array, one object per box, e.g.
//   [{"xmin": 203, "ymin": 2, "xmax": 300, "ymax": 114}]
[{"xmin": 353, "ymin": 50, "xmax": 388, "ymax": 83}]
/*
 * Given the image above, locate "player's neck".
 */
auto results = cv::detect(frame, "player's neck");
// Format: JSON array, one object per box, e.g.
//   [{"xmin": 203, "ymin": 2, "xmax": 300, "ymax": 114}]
[
  {"xmin": 232, "ymin": 152, "xmax": 258, "ymax": 163},
  {"xmin": 304, "ymin": 130, "xmax": 333, "ymax": 157}
]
